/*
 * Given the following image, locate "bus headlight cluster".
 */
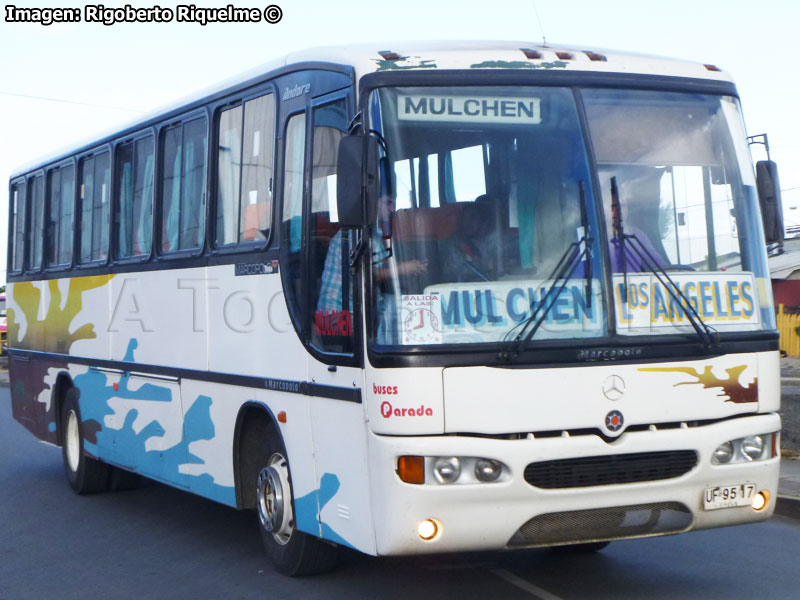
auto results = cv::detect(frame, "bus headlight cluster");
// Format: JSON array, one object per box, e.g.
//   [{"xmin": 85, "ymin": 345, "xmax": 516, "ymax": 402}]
[
  {"xmin": 711, "ymin": 432, "xmax": 778, "ymax": 465},
  {"xmin": 433, "ymin": 457, "xmax": 461, "ymax": 484},
  {"xmin": 398, "ymin": 455, "xmax": 509, "ymax": 485}
]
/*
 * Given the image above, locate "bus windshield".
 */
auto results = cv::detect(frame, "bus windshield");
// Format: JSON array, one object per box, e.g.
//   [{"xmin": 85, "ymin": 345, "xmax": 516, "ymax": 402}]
[
  {"xmin": 367, "ymin": 86, "xmax": 774, "ymax": 350},
  {"xmin": 367, "ymin": 86, "xmax": 607, "ymax": 347},
  {"xmin": 583, "ymin": 89, "xmax": 775, "ymax": 336}
]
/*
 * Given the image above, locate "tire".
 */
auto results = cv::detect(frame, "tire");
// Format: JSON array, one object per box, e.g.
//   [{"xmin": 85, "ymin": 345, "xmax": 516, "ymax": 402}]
[
  {"xmin": 108, "ymin": 467, "xmax": 141, "ymax": 492},
  {"xmin": 61, "ymin": 387, "xmax": 110, "ymax": 494},
  {"xmin": 256, "ymin": 431, "xmax": 337, "ymax": 576}
]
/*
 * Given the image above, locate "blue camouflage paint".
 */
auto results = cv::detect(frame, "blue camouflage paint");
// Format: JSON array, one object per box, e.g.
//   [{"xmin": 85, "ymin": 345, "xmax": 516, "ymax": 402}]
[
  {"xmin": 294, "ymin": 473, "xmax": 355, "ymax": 549},
  {"xmin": 76, "ymin": 338, "xmax": 236, "ymax": 506}
]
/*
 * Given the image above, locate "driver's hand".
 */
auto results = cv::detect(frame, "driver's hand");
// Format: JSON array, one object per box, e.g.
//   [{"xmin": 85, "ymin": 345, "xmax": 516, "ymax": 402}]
[{"xmin": 399, "ymin": 259, "xmax": 428, "ymax": 275}]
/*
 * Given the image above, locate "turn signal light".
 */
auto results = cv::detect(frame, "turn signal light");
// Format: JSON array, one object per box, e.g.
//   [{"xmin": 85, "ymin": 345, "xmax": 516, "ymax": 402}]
[{"xmin": 398, "ymin": 456, "xmax": 425, "ymax": 484}]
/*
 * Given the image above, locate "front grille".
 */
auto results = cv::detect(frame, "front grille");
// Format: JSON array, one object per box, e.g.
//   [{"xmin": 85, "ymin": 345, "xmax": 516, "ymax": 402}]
[
  {"xmin": 524, "ymin": 450, "xmax": 698, "ymax": 489},
  {"xmin": 508, "ymin": 501, "xmax": 692, "ymax": 547}
]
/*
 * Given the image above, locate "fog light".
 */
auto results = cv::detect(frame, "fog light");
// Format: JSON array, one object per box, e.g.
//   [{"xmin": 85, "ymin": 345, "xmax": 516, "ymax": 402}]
[
  {"xmin": 741, "ymin": 435, "xmax": 765, "ymax": 461},
  {"xmin": 752, "ymin": 490, "xmax": 769, "ymax": 511},
  {"xmin": 475, "ymin": 458, "xmax": 502, "ymax": 482},
  {"xmin": 418, "ymin": 519, "xmax": 440, "ymax": 541},
  {"xmin": 433, "ymin": 457, "xmax": 461, "ymax": 484},
  {"xmin": 712, "ymin": 441, "xmax": 733, "ymax": 464}
]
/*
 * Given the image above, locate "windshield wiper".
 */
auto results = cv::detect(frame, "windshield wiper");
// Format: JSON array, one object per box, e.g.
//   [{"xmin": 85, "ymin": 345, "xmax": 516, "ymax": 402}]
[
  {"xmin": 500, "ymin": 181, "xmax": 593, "ymax": 360},
  {"xmin": 610, "ymin": 176, "xmax": 718, "ymax": 349}
]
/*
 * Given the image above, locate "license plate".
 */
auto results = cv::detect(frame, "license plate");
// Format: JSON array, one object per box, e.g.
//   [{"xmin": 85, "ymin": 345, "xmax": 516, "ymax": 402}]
[{"xmin": 703, "ymin": 484, "xmax": 756, "ymax": 510}]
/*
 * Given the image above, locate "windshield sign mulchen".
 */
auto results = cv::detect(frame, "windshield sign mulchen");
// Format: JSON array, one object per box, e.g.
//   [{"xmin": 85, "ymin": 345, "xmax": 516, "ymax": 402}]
[
  {"xmin": 398, "ymin": 94, "xmax": 542, "ymax": 124},
  {"xmin": 366, "ymin": 85, "xmax": 774, "ymax": 351}
]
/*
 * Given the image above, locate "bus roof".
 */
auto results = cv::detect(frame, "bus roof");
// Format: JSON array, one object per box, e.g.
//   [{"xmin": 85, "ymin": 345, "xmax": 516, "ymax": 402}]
[
  {"xmin": 9, "ymin": 40, "xmax": 732, "ymax": 179},
  {"xmin": 287, "ymin": 40, "xmax": 732, "ymax": 82}
]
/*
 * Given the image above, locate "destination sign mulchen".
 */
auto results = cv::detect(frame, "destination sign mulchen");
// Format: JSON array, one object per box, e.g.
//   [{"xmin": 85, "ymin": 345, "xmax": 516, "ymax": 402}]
[{"xmin": 398, "ymin": 95, "xmax": 542, "ymax": 124}]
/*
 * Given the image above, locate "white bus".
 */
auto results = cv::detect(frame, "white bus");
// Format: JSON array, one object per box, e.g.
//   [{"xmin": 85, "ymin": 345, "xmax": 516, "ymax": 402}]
[{"xmin": 7, "ymin": 41, "xmax": 783, "ymax": 575}]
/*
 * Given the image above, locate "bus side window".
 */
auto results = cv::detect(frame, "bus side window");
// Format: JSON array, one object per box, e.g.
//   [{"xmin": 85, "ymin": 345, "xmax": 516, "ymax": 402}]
[
  {"xmin": 47, "ymin": 165, "xmax": 75, "ymax": 266},
  {"xmin": 281, "ymin": 112, "xmax": 306, "ymax": 326},
  {"xmin": 161, "ymin": 117, "xmax": 208, "ymax": 253},
  {"xmin": 28, "ymin": 175, "xmax": 45, "ymax": 272},
  {"xmin": 309, "ymin": 100, "xmax": 353, "ymax": 354},
  {"xmin": 10, "ymin": 181, "xmax": 27, "ymax": 273},
  {"xmin": 240, "ymin": 94, "xmax": 274, "ymax": 243},
  {"xmin": 79, "ymin": 151, "xmax": 110, "ymax": 263},
  {"xmin": 216, "ymin": 105, "xmax": 243, "ymax": 246},
  {"xmin": 215, "ymin": 93, "xmax": 275, "ymax": 247},
  {"xmin": 116, "ymin": 136, "xmax": 154, "ymax": 258}
]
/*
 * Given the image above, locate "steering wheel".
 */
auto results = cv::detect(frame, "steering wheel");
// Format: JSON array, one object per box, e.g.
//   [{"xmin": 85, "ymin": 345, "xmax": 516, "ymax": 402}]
[{"xmin": 664, "ymin": 264, "xmax": 697, "ymax": 272}]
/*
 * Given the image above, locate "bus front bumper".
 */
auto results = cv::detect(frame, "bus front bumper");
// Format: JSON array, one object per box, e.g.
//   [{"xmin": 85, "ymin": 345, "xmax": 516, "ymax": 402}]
[{"xmin": 366, "ymin": 412, "xmax": 781, "ymax": 556}]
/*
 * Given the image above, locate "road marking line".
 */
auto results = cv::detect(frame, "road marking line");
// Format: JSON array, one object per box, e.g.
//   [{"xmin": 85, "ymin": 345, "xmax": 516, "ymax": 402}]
[{"xmin": 491, "ymin": 568, "xmax": 564, "ymax": 600}]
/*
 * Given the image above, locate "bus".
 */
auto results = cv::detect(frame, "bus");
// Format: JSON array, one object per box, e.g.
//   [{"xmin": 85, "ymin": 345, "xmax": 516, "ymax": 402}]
[{"xmin": 7, "ymin": 41, "xmax": 784, "ymax": 576}]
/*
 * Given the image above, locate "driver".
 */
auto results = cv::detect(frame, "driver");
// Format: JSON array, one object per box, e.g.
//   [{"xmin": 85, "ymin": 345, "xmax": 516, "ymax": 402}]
[
  {"xmin": 442, "ymin": 198, "xmax": 497, "ymax": 282},
  {"xmin": 317, "ymin": 195, "xmax": 426, "ymax": 315}
]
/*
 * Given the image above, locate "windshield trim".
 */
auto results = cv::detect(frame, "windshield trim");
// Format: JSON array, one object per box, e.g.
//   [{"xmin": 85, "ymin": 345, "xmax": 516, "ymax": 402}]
[
  {"xmin": 365, "ymin": 330, "xmax": 778, "ymax": 368},
  {"xmin": 359, "ymin": 70, "xmax": 739, "ymax": 102}
]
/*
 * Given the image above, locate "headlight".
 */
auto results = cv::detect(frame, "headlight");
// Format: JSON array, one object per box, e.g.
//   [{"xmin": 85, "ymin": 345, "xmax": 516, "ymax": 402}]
[
  {"xmin": 712, "ymin": 441, "xmax": 733, "ymax": 464},
  {"xmin": 711, "ymin": 432, "xmax": 777, "ymax": 465},
  {"xmin": 397, "ymin": 455, "xmax": 509, "ymax": 484},
  {"xmin": 433, "ymin": 457, "xmax": 461, "ymax": 484},
  {"xmin": 475, "ymin": 458, "xmax": 502, "ymax": 482},
  {"xmin": 741, "ymin": 435, "xmax": 766, "ymax": 461}
]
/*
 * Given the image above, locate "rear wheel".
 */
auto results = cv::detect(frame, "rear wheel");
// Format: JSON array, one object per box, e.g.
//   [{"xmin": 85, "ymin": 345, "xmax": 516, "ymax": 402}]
[
  {"xmin": 256, "ymin": 436, "xmax": 337, "ymax": 576},
  {"xmin": 61, "ymin": 387, "xmax": 109, "ymax": 494}
]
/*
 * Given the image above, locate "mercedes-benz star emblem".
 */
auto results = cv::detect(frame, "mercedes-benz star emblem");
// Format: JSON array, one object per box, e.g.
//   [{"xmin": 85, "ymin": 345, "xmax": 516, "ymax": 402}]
[
  {"xmin": 606, "ymin": 410, "xmax": 624, "ymax": 432},
  {"xmin": 602, "ymin": 374, "xmax": 626, "ymax": 400}
]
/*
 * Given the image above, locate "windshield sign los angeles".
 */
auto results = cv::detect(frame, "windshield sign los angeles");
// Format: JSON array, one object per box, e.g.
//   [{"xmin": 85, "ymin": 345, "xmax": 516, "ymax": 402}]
[{"xmin": 398, "ymin": 95, "xmax": 542, "ymax": 124}]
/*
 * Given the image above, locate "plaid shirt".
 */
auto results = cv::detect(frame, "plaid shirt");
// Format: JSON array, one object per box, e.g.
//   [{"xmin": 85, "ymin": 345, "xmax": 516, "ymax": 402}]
[{"xmin": 317, "ymin": 228, "xmax": 388, "ymax": 312}]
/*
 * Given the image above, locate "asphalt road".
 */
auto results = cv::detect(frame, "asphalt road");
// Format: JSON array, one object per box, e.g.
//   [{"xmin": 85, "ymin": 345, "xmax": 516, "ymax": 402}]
[{"xmin": 2, "ymin": 387, "xmax": 800, "ymax": 600}]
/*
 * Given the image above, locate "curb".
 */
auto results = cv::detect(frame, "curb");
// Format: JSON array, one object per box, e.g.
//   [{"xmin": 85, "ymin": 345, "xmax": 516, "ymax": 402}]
[{"xmin": 775, "ymin": 496, "xmax": 800, "ymax": 520}]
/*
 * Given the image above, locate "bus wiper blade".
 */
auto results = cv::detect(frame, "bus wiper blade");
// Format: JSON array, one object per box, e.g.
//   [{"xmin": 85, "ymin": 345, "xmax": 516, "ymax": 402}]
[
  {"xmin": 621, "ymin": 233, "xmax": 719, "ymax": 349},
  {"xmin": 579, "ymin": 180, "xmax": 593, "ymax": 310},
  {"xmin": 500, "ymin": 233, "xmax": 591, "ymax": 360},
  {"xmin": 610, "ymin": 176, "xmax": 718, "ymax": 350}
]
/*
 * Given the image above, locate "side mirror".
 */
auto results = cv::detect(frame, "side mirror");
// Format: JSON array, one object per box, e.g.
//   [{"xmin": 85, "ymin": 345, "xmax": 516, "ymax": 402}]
[
  {"xmin": 336, "ymin": 135, "xmax": 378, "ymax": 228},
  {"xmin": 756, "ymin": 160, "xmax": 784, "ymax": 244}
]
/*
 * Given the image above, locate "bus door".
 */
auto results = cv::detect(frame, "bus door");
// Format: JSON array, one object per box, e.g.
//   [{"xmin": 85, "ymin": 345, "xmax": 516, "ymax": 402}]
[{"xmin": 279, "ymin": 81, "xmax": 375, "ymax": 552}]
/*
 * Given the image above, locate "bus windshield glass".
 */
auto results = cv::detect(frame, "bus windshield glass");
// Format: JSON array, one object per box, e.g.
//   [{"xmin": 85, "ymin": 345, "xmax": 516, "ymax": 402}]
[
  {"xmin": 582, "ymin": 89, "xmax": 775, "ymax": 336},
  {"xmin": 367, "ymin": 86, "xmax": 775, "ymax": 350},
  {"xmin": 367, "ymin": 86, "xmax": 607, "ymax": 347}
]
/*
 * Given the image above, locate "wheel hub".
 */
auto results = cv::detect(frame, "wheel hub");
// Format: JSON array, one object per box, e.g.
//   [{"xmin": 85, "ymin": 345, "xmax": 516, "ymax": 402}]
[
  {"xmin": 65, "ymin": 410, "xmax": 80, "ymax": 473},
  {"xmin": 256, "ymin": 453, "xmax": 294, "ymax": 544}
]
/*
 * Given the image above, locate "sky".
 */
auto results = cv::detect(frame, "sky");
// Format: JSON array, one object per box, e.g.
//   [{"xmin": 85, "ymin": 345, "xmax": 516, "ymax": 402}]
[{"xmin": 1, "ymin": 0, "xmax": 798, "ymax": 283}]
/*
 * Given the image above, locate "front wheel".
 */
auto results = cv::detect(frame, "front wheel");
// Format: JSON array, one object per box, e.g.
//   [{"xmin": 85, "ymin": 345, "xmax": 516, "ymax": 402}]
[
  {"xmin": 257, "ymin": 448, "xmax": 337, "ymax": 576},
  {"xmin": 61, "ymin": 387, "xmax": 109, "ymax": 494}
]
